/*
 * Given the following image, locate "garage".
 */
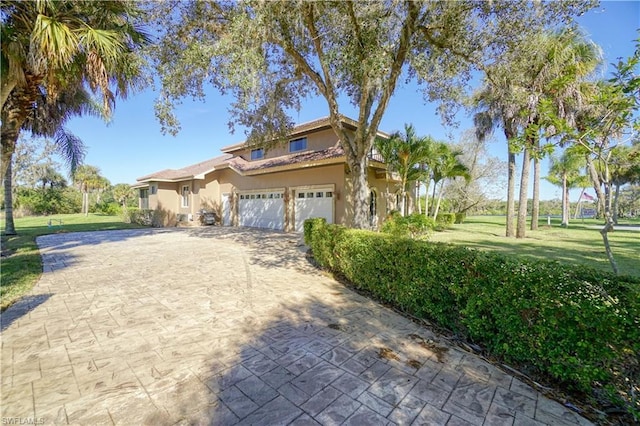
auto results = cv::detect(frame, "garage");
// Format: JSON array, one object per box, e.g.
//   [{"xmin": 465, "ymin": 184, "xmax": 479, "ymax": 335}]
[
  {"xmin": 295, "ymin": 188, "xmax": 334, "ymax": 232},
  {"xmin": 239, "ymin": 191, "xmax": 284, "ymax": 230}
]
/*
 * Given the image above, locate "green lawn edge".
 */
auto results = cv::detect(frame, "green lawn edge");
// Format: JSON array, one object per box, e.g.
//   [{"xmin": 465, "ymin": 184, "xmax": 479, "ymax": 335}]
[{"xmin": 1, "ymin": 213, "xmax": 146, "ymax": 311}]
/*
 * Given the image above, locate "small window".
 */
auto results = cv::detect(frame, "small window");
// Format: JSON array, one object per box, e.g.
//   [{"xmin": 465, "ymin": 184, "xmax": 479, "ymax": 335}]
[
  {"xmin": 251, "ymin": 148, "xmax": 264, "ymax": 160},
  {"xmin": 289, "ymin": 137, "xmax": 307, "ymax": 153},
  {"xmin": 275, "ymin": 193, "xmax": 282, "ymax": 199},
  {"xmin": 307, "ymin": 192, "xmax": 314, "ymax": 198},
  {"xmin": 150, "ymin": 185, "xmax": 157, "ymax": 195},
  {"xmin": 298, "ymin": 193, "xmax": 305, "ymax": 199},
  {"xmin": 261, "ymin": 194, "xmax": 267, "ymax": 199},
  {"xmin": 316, "ymin": 192, "xmax": 323, "ymax": 198},
  {"xmin": 240, "ymin": 194, "xmax": 245, "ymax": 200},
  {"xmin": 268, "ymin": 193, "xmax": 274, "ymax": 199},
  {"xmin": 250, "ymin": 194, "xmax": 255, "ymax": 199},
  {"xmin": 181, "ymin": 185, "xmax": 190, "ymax": 207},
  {"xmin": 326, "ymin": 192, "xmax": 333, "ymax": 198}
]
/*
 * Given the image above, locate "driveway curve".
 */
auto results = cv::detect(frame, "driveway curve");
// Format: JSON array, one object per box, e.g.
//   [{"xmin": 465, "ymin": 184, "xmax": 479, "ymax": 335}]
[{"xmin": 1, "ymin": 227, "xmax": 592, "ymax": 425}]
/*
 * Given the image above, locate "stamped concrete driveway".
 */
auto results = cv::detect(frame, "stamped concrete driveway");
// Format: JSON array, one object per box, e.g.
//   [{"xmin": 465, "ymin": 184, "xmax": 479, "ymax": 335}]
[{"xmin": 1, "ymin": 227, "xmax": 592, "ymax": 425}]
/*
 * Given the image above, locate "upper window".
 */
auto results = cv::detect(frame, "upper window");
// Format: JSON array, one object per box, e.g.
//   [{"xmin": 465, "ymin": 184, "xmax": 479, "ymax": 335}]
[
  {"xmin": 181, "ymin": 185, "xmax": 190, "ymax": 207},
  {"xmin": 150, "ymin": 185, "xmax": 157, "ymax": 195},
  {"xmin": 250, "ymin": 148, "xmax": 264, "ymax": 160},
  {"xmin": 289, "ymin": 137, "xmax": 307, "ymax": 153}
]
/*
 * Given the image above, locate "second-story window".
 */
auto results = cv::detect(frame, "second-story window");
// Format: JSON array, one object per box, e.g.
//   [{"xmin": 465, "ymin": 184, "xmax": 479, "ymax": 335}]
[
  {"xmin": 250, "ymin": 148, "xmax": 264, "ymax": 160},
  {"xmin": 289, "ymin": 137, "xmax": 307, "ymax": 153}
]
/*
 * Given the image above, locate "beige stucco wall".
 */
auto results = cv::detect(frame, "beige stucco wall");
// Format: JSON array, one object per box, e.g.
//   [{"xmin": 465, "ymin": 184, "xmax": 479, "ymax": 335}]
[
  {"xmin": 232, "ymin": 128, "xmax": 347, "ymax": 161},
  {"xmin": 142, "ymin": 160, "xmax": 410, "ymax": 231}
]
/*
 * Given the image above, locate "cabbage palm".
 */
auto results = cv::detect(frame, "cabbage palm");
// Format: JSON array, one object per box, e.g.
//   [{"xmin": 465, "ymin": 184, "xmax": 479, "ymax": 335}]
[
  {"xmin": 1, "ymin": 0, "xmax": 148, "ymax": 175},
  {"xmin": 473, "ymin": 28, "xmax": 600, "ymax": 238},
  {"xmin": 431, "ymin": 146, "xmax": 471, "ymax": 219},
  {"xmin": 546, "ymin": 149, "xmax": 586, "ymax": 227},
  {"xmin": 72, "ymin": 165, "xmax": 106, "ymax": 216},
  {"xmin": 1, "ymin": 0, "xmax": 148, "ymax": 234}
]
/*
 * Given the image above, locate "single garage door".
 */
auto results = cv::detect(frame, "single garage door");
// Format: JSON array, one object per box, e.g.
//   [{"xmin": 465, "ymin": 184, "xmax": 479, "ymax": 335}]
[
  {"xmin": 295, "ymin": 189, "xmax": 334, "ymax": 232},
  {"xmin": 239, "ymin": 192, "xmax": 284, "ymax": 230}
]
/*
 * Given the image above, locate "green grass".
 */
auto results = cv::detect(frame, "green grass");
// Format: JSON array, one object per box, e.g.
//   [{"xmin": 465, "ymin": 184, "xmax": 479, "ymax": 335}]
[
  {"xmin": 430, "ymin": 215, "xmax": 640, "ymax": 277},
  {"xmin": 1, "ymin": 213, "xmax": 146, "ymax": 311}
]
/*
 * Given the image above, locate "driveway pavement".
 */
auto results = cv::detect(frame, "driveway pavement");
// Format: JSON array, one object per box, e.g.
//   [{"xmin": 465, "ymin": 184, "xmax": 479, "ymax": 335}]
[{"xmin": 1, "ymin": 227, "xmax": 593, "ymax": 425}]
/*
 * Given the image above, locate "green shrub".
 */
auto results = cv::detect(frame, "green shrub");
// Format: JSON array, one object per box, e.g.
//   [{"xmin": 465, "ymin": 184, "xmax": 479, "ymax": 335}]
[
  {"xmin": 305, "ymin": 219, "xmax": 640, "ymax": 414},
  {"xmin": 381, "ymin": 212, "xmax": 435, "ymax": 239},
  {"xmin": 95, "ymin": 201, "xmax": 121, "ymax": 216},
  {"xmin": 435, "ymin": 212, "xmax": 455, "ymax": 229},
  {"xmin": 303, "ymin": 218, "xmax": 326, "ymax": 246},
  {"xmin": 454, "ymin": 212, "xmax": 466, "ymax": 224},
  {"xmin": 121, "ymin": 208, "xmax": 152, "ymax": 225}
]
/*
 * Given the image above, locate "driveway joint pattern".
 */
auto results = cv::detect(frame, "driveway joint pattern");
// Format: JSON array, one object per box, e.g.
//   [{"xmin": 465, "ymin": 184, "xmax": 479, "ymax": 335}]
[{"xmin": 1, "ymin": 227, "xmax": 592, "ymax": 425}]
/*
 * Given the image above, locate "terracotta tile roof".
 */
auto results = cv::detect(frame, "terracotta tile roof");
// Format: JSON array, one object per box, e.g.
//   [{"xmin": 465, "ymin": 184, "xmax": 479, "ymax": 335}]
[
  {"xmin": 228, "ymin": 145, "xmax": 345, "ymax": 173},
  {"xmin": 137, "ymin": 154, "xmax": 233, "ymax": 182}
]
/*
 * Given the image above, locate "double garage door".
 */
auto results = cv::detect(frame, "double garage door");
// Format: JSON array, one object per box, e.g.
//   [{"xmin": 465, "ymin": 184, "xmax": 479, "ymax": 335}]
[
  {"xmin": 238, "ymin": 191, "xmax": 285, "ymax": 230},
  {"xmin": 237, "ymin": 188, "xmax": 333, "ymax": 232}
]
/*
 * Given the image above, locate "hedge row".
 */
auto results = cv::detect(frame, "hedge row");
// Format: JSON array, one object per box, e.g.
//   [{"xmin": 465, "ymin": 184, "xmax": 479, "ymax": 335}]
[{"xmin": 304, "ymin": 218, "xmax": 639, "ymax": 415}]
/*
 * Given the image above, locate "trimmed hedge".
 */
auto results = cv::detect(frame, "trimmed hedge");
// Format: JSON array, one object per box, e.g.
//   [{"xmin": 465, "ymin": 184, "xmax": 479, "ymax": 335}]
[{"xmin": 304, "ymin": 219, "xmax": 640, "ymax": 415}]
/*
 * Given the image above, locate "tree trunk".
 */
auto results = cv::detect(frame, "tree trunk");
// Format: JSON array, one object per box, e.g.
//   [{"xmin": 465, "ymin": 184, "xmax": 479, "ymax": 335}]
[
  {"xmin": 416, "ymin": 180, "xmax": 421, "ymax": 214},
  {"xmin": 613, "ymin": 182, "xmax": 621, "ymax": 224},
  {"xmin": 3, "ymin": 154, "xmax": 17, "ymax": 235},
  {"xmin": 433, "ymin": 180, "xmax": 445, "ymax": 219},
  {"xmin": 506, "ymin": 150, "xmax": 516, "ymax": 238},
  {"xmin": 349, "ymin": 156, "xmax": 370, "ymax": 229},
  {"xmin": 586, "ymin": 155, "xmax": 606, "ymax": 218},
  {"xmin": 600, "ymin": 215, "xmax": 618, "ymax": 275},
  {"xmin": 516, "ymin": 148, "xmax": 531, "ymax": 238},
  {"xmin": 531, "ymin": 156, "xmax": 540, "ymax": 230},
  {"xmin": 430, "ymin": 180, "xmax": 438, "ymax": 217},
  {"xmin": 424, "ymin": 180, "xmax": 431, "ymax": 217},
  {"xmin": 561, "ymin": 173, "xmax": 569, "ymax": 227}
]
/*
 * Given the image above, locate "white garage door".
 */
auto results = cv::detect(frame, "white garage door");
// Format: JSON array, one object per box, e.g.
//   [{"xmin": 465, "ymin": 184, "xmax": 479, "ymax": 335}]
[
  {"xmin": 239, "ymin": 192, "xmax": 284, "ymax": 230},
  {"xmin": 295, "ymin": 189, "xmax": 334, "ymax": 232}
]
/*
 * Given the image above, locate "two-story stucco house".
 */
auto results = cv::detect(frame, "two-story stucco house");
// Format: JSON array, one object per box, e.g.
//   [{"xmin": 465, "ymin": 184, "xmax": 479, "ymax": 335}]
[{"xmin": 133, "ymin": 116, "xmax": 412, "ymax": 231}]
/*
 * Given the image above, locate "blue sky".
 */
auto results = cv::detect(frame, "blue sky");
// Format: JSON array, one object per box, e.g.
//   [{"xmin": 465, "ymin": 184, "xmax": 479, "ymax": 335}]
[{"xmin": 64, "ymin": 1, "xmax": 639, "ymax": 200}]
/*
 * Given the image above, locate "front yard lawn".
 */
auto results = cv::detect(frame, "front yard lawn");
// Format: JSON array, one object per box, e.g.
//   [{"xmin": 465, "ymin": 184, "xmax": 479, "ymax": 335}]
[{"xmin": 1, "ymin": 214, "xmax": 146, "ymax": 311}]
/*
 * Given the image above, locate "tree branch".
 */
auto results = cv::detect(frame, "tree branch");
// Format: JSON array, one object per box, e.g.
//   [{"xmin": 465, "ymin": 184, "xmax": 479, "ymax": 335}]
[{"xmin": 368, "ymin": 1, "xmax": 419, "ymax": 146}]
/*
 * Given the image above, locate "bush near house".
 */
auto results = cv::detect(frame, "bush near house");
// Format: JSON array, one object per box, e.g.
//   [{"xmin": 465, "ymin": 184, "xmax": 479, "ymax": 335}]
[
  {"xmin": 381, "ymin": 212, "xmax": 435, "ymax": 239},
  {"xmin": 303, "ymin": 219, "xmax": 640, "ymax": 419}
]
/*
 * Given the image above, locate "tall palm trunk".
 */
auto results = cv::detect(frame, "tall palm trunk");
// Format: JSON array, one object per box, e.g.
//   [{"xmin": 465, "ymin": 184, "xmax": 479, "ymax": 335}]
[
  {"xmin": 502, "ymin": 125, "xmax": 517, "ymax": 237},
  {"xmin": 430, "ymin": 182, "xmax": 438, "ymax": 217},
  {"xmin": 433, "ymin": 180, "xmax": 446, "ymax": 219},
  {"xmin": 516, "ymin": 147, "xmax": 531, "ymax": 238},
  {"xmin": 424, "ymin": 180, "xmax": 431, "ymax": 217},
  {"xmin": 3, "ymin": 155, "xmax": 16, "ymax": 235},
  {"xmin": 561, "ymin": 172, "xmax": 569, "ymax": 227},
  {"xmin": 531, "ymin": 154, "xmax": 540, "ymax": 230}
]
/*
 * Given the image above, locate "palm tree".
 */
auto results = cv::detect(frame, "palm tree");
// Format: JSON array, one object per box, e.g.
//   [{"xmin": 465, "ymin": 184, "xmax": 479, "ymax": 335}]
[
  {"xmin": 431, "ymin": 146, "xmax": 471, "ymax": 219},
  {"xmin": 473, "ymin": 74, "xmax": 522, "ymax": 238},
  {"xmin": 473, "ymin": 28, "xmax": 601, "ymax": 238},
  {"xmin": 113, "ymin": 183, "xmax": 135, "ymax": 208},
  {"xmin": 1, "ymin": 0, "xmax": 148, "ymax": 234},
  {"xmin": 390, "ymin": 125, "xmax": 433, "ymax": 216},
  {"xmin": 73, "ymin": 165, "xmax": 105, "ymax": 216},
  {"xmin": 546, "ymin": 149, "xmax": 586, "ymax": 227},
  {"xmin": 529, "ymin": 29, "xmax": 602, "ymax": 232}
]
